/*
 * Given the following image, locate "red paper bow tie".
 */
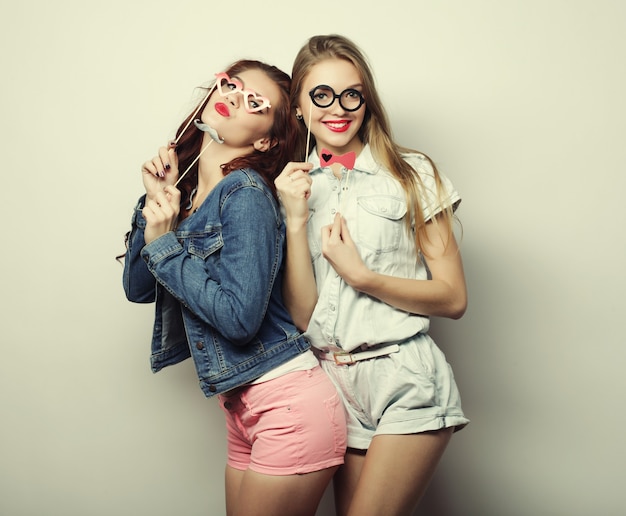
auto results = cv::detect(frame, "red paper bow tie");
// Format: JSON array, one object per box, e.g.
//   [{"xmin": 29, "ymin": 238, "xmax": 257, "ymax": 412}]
[{"xmin": 320, "ymin": 148, "xmax": 356, "ymax": 170}]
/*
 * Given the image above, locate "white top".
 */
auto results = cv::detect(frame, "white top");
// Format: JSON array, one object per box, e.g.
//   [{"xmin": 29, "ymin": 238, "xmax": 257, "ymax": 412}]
[
  {"xmin": 251, "ymin": 349, "xmax": 319, "ymax": 385},
  {"xmin": 303, "ymin": 144, "xmax": 461, "ymax": 353}
]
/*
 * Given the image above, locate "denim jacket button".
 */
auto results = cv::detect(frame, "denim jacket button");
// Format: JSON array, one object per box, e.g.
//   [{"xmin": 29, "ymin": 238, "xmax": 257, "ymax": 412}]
[
  {"xmin": 208, "ymin": 384, "xmax": 217, "ymax": 392},
  {"xmin": 196, "ymin": 341, "xmax": 204, "ymax": 350}
]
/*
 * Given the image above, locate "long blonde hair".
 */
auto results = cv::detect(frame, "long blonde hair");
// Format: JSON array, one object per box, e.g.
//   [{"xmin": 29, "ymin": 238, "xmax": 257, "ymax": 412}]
[{"xmin": 291, "ymin": 34, "xmax": 457, "ymax": 255}]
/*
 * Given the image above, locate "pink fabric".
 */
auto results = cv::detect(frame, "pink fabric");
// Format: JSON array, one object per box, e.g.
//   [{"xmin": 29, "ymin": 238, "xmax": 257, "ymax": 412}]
[{"xmin": 219, "ymin": 366, "xmax": 347, "ymax": 475}]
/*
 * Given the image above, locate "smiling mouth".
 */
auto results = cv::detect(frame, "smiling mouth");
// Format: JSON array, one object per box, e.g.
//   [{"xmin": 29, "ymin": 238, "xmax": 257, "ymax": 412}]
[
  {"xmin": 215, "ymin": 103, "xmax": 230, "ymax": 117},
  {"xmin": 323, "ymin": 120, "xmax": 351, "ymax": 133}
]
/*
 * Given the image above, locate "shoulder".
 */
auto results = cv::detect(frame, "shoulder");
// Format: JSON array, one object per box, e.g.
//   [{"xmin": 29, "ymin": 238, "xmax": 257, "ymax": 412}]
[
  {"xmin": 220, "ymin": 168, "xmax": 263, "ymax": 188},
  {"xmin": 401, "ymin": 151, "xmax": 453, "ymax": 191},
  {"xmin": 401, "ymin": 152, "xmax": 461, "ymax": 216},
  {"xmin": 401, "ymin": 151, "xmax": 436, "ymax": 177},
  {"xmin": 218, "ymin": 169, "xmax": 274, "ymax": 199},
  {"xmin": 218, "ymin": 169, "xmax": 279, "ymax": 214}
]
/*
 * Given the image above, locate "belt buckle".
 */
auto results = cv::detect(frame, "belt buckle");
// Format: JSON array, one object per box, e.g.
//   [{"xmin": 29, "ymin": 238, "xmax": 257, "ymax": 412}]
[{"xmin": 333, "ymin": 352, "xmax": 354, "ymax": 365}]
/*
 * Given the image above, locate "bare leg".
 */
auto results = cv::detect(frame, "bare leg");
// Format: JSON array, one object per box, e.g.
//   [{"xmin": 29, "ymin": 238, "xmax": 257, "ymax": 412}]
[
  {"xmin": 334, "ymin": 429, "xmax": 453, "ymax": 516},
  {"xmin": 333, "ymin": 448, "xmax": 366, "ymax": 516},
  {"xmin": 226, "ymin": 465, "xmax": 338, "ymax": 516},
  {"xmin": 225, "ymin": 466, "xmax": 244, "ymax": 516}
]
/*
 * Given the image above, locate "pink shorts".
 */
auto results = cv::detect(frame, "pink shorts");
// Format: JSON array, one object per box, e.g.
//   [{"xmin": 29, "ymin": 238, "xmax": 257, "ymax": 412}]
[{"xmin": 218, "ymin": 366, "xmax": 347, "ymax": 475}]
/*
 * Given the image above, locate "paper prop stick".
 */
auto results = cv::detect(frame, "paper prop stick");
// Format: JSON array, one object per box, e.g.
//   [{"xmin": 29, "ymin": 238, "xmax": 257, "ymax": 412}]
[
  {"xmin": 174, "ymin": 139, "xmax": 213, "ymax": 187},
  {"xmin": 173, "ymin": 83, "xmax": 216, "ymax": 146},
  {"xmin": 304, "ymin": 98, "xmax": 312, "ymax": 161},
  {"xmin": 319, "ymin": 148, "xmax": 356, "ymax": 214},
  {"xmin": 171, "ymin": 82, "xmax": 226, "ymax": 187}
]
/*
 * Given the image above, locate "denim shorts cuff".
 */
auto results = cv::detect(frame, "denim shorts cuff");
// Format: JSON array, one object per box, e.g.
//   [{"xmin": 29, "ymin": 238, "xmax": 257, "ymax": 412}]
[{"xmin": 376, "ymin": 412, "xmax": 470, "ymax": 437}]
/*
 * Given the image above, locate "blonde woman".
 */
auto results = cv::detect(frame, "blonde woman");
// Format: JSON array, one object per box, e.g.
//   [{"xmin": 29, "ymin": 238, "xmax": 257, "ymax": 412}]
[{"xmin": 276, "ymin": 35, "xmax": 469, "ymax": 516}]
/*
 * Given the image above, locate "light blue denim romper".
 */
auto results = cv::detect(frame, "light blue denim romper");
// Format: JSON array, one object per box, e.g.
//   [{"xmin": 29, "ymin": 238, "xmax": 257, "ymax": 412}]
[{"xmin": 303, "ymin": 145, "xmax": 469, "ymax": 449}]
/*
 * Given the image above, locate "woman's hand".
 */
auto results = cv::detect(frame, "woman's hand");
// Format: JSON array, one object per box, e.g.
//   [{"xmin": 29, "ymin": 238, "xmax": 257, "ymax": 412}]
[
  {"xmin": 141, "ymin": 143, "xmax": 179, "ymax": 201},
  {"xmin": 330, "ymin": 213, "xmax": 468, "ymax": 319},
  {"xmin": 142, "ymin": 185, "xmax": 181, "ymax": 244},
  {"xmin": 321, "ymin": 213, "xmax": 369, "ymax": 288},
  {"xmin": 274, "ymin": 162, "xmax": 313, "ymax": 229}
]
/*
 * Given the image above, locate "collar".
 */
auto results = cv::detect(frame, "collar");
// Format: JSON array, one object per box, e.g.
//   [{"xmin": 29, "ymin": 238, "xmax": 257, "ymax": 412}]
[{"xmin": 308, "ymin": 144, "xmax": 381, "ymax": 175}]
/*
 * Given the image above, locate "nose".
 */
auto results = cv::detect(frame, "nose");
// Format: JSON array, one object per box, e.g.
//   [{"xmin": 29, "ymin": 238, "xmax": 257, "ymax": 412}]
[
  {"xmin": 226, "ymin": 90, "xmax": 241, "ymax": 108},
  {"xmin": 328, "ymin": 98, "xmax": 347, "ymax": 115}
]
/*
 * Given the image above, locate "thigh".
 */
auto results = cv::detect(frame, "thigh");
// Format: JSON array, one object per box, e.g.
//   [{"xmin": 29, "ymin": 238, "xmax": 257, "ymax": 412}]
[
  {"xmin": 225, "ymin": 465, "xmax": 245, "ymax": 516},
  {"xmin": 337, "ymin": 430, "xmax": 453, "ymax": 516},
  {"xmin": 229, "ymin": 466, "xmax": 338, "ymax": 516},
  {"xmin": 333, "ymin": 449, "xmax": 367, "ymax": 516}
]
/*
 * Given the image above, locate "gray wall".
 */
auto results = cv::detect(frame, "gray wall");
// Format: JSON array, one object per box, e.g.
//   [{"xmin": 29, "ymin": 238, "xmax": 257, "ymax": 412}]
[{"xmin": 2, "ymin": 1, "xmax": 624, "ymax": 515}]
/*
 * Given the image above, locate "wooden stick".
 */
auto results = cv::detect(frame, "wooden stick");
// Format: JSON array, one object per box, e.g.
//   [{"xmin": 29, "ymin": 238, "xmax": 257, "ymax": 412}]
[
  {"xmin": 173, "ymin": 84, "xmax": 216, "ymax": 145},
  {"xmin": 304, "ymin": 98, "xmax": 313, "ymax": 161},
  {"xmin": 174, "ymin": 139, "xmax": 213, "ymax": 187}
]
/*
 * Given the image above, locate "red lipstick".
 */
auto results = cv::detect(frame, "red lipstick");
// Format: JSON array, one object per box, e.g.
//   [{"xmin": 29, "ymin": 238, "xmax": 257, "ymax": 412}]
[
  {"xmin": 323, "ymin": 120, "xmax": 351, "ymax": 133},
  {"xmin": 215, "ymin": 102, "xmax": 230, "ymax": 117}
]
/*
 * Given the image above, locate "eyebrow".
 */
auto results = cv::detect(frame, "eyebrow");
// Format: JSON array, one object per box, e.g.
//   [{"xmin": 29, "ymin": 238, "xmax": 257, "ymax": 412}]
[
  {"xmin": 232, "ymin": 74, "xmax": 265, "ymax": 96},
  {"xmin": 313, "ymin": 82, "xmax": 364, "ymax": 90}
]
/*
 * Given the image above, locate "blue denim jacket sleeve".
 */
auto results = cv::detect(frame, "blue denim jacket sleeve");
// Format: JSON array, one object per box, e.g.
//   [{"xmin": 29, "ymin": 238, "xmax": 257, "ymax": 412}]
[
  {"xmin": 140, "ymin": 183, "xmax": 282, "ymax": 346},
  {"xmin": 123, "ymin": 196, "xmax": 158, "ymax": 303}
]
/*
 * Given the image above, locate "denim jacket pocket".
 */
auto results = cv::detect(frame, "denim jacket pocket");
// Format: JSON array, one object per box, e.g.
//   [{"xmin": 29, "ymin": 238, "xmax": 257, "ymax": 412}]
[
  {"xmin": 356, "ymin": 195, "xmax": 407, "ymax": 253},
  {"xmin": 185, "ymin": 226, "xmax": 224, "ymax": 260}
]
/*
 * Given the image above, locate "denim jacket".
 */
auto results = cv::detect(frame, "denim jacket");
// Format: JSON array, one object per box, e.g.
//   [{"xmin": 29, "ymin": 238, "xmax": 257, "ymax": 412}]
[{"xmin": 123, "ymin": 169, "xmax": 310, "ymax": 397}]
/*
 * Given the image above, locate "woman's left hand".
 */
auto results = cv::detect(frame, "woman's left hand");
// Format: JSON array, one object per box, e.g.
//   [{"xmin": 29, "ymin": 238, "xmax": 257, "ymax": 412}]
[
  {"xmin": 321, "ymin": 213, "xmax": 369, "ymax": 287},
  {"xmin": 142, "ymin": 185, "xmax": 181, "ymax": 244}
]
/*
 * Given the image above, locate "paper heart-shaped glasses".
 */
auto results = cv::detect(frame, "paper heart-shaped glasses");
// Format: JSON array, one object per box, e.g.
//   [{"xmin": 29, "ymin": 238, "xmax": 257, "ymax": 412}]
[
  {"xmin": 171, "ymin": 71, "xmax": 271, "ymax": 187},
  {"xmin": 214, "ymin": 72, "xmax": 272, "ymax": 113}
]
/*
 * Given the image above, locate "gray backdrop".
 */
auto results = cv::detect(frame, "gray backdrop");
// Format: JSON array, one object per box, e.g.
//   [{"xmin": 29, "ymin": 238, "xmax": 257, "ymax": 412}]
[{"xmin": 2, "ymin": 1, "xmax": 624, "ymax": 515}]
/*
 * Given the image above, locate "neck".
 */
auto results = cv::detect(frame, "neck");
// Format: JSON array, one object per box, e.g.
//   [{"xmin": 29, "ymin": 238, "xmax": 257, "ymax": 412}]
[
  {"xmin": 186, "ymin": 153, "xmax": 224, "ymax": 216},
  {"xmin": 197, "ymin": 136, "xmax": 254, "ymax": 184}
]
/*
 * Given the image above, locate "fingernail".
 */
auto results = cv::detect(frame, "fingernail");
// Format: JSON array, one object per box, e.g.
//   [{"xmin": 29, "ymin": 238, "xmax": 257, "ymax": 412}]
[{"xmin": 159, "ymin": 171, "xmax": 165, "ymax": 178}]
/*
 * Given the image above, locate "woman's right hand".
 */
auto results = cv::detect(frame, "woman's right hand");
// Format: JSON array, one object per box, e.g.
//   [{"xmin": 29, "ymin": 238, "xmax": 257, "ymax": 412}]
[
  {"xmin": 142, "ymin": 185, "xmax": 181, "ymax": 245},
  {"xmin": 141, "ymin": 143, "xmax": 179, "ymax": 200},
  {"xmin": 275, "ymin": 162, "xmax": 313, "ymax": 228}
]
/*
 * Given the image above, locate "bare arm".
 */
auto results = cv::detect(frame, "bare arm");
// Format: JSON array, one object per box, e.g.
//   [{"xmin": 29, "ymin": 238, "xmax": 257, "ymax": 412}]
[
  {"xmin": 275, "ymin": 162, "xmax": 318, "ymax": 330},
  {"xmin": 321, "ymin": 213, "xmax": 467, "ymax": 319}
]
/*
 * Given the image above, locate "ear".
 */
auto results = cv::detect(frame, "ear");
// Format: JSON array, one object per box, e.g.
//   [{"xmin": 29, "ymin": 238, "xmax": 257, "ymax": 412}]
[{"xmin": 253, "ymin": 136, "xmax": 277, "ymax": 153}]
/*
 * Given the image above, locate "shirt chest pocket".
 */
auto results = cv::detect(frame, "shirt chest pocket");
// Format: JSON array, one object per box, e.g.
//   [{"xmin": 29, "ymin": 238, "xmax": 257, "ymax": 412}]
[
  {"xmin": 356, "ymin": 195, "xmax": 407, "ymax": 253},
  {"xmin": 185, "ymin": 227, "xmax": 224, "ymax": 260}
]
